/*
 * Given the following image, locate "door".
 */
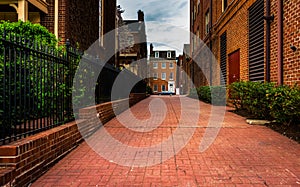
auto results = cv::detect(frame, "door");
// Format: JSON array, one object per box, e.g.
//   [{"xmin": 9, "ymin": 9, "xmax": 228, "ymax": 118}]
[
  {"xmin": 168, "ymin": 82, "xmax": 175, "ymax": 93},
  {"xmin": 228, "ymin": 50, "xmax": 240, "ymax": 84}
]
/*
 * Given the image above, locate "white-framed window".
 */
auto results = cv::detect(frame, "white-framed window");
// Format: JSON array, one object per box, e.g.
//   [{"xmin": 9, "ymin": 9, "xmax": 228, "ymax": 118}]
[
  {"xmin": 153, "ymin": 72, "xmax": 158, "ymax": 80},
  {"xmin": 153, "ymin": 84, "xmax": 158, "ymax": 92},
  {"xmin": 205, "ymin": 10, "xmax": 210, "ymax": 34},
  {"xmin": 153, "ymin": 62, "xmax": 158, "ymax": 69},
  {"xmin": 169, "ymin": 62, "xmax": 174, "ymax": 69},
  {"xmin": 161, "ymin": 62, "xmax": 166, "ymax": 69},
  {"xmin": 161, "ymin": 85, "xmax": 166, "ymax": 91},
  {"xmin": 197, "ymin": 0, "xmax": 201, "ymax": 14},
  {"xmin": 222, "ymin": 0, "xmax": 228, "ymax": 12},
  {"xmin": 161, "ymin": 72, "xmax": 166, "ymax": 80},
  {"xmin": 155, "ymin": 51, "xmax": 159, "ymax": 58},
  {"xmin": 169, "ymin": 72, "xmax": 174, "ymax": 80},
  {"xmin": 167, "ymin": 51, "xmax": 171, "ymax": 58}
]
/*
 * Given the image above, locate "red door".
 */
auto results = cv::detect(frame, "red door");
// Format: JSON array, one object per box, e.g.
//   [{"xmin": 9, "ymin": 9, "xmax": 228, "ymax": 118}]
[{"xmin": 228, "ymin": 50, "xmax": 240, "ymax": 84}]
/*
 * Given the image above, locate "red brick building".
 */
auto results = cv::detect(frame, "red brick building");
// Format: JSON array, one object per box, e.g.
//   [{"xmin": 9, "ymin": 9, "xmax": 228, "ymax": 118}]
[
  {"xmin": 0, "ymin": 0, "xmax": 116, "ymax": 52},
  {"xmin": 149, "ymin": 44, "xmax": 177, "ymax": 94},
  {"xmin": 189, "ymin": 0, "xmax": 300, "ymax": 87}
]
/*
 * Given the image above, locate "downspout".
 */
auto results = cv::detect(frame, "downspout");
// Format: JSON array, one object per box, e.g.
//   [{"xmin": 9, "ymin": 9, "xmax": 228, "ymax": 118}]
[
  {"xmin": 264, "ymin": 0, "xmax": 273, "ymax": 82},
  {"xmin": 209, "ymin": 0, "xmax": 213, "ymax": 85},
  {"xmin": 277, "ymin": 0, "xmax": 283, "ymax": 85}
]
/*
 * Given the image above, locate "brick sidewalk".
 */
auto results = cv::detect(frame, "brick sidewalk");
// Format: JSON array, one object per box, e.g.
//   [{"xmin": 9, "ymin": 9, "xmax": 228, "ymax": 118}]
[{"xmin": 32, "ymin": 96, "xmax": 300, "ymax": 186}]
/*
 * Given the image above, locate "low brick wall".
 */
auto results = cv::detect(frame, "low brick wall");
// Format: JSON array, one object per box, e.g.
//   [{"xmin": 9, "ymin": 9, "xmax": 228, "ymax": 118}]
[{"xmin": 0, "ymin": 93, "xmax": 147, "ymax": 186}]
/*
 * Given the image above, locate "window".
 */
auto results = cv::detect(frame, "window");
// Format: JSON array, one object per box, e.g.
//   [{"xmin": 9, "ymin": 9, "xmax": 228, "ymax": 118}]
[
  {"xmin": 197, "ymin": 0, "xmax": 201, "ymax": 14},
  {"xmin": 161, "ymin": 62, "xmax": 166, "ymax": 69},
  {"xmin": 155, "ymin": 51, "xmax": 159, "ymax": 58},
  {"xmin": 161, "ymin": 72, "xmax": 166, "ymax": 80},
  {"xmin": 153, "ymin": 73, "xmax": 158, "ymax": 80},
  {"xmin": 161, "ymin": 85, "xmax": 166, "ymax": 91},
  {"xmin": 167, "ymin": 51, "xmax": 171, "ymax": 58},
  {"xmin": 153, "ymin": 62, "xmax": 158, "ymax": 69},
  {"xmin": 169, "ymin": 62, "xmax": 174, "ymax": 69},
  {"xmin": 222, "ymin": 0, "xmax": 228, "ymax": 12},
  {"xmin": 193, "ymin": 5, "xmax": 196, "ymax": 21},
  {"xmin": 169, "ymin": 72, "xmax": 174, "ymax": 80},
  {"xmin": 205, "ymin": 10, "xmax": 210, "ymax": 34},
  {"xmin": 153, "ymin": 85, "xmax": 158, "ymax": 92}
]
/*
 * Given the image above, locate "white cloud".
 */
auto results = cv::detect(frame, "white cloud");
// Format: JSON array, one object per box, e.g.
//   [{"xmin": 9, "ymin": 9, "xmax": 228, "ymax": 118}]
[{"xmin": 117, "ymin": 0, "xmax": 190, "ymax": 56}]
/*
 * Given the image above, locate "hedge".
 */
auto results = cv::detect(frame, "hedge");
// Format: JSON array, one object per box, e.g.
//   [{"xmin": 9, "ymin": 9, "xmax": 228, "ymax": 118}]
[
  {"xmin": 229, "ymin": 81, "xmax": 300, "ymax": 125},
  {"xmin": 189, "ymin": 86, "xmax": 226, "ymax": 106}
]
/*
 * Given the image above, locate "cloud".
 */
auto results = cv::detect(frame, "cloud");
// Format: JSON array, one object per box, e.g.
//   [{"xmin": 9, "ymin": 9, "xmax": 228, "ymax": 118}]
[{"xmin": 117, "ymin": 0, "xmax": 190, "ymax": 55}]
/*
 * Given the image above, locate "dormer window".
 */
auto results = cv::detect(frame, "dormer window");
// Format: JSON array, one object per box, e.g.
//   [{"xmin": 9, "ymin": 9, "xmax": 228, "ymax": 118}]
[
  {"xmin": 167, "ymin": 51, "xmax": 171, "ymax": 58},
  {"xmin": 155, "ymin": 52, "xmax": 159, "ymax": 58}
]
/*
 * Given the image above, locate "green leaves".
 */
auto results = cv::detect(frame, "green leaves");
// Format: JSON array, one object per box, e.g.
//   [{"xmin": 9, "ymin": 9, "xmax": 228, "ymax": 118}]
[
  {"xmin": 229, "ymin": 81, "xmax": 300, "ymax": 126},
  {"xmin": 189, "ymin": 86, "xmax": 226, "ymax": 106}
]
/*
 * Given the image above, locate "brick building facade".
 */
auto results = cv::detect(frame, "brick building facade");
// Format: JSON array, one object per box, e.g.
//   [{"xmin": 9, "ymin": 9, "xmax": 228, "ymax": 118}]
[
  {"xmin": 189, "ymin": 0, "xmax": 300, "ymax": 88},
  {"xmin": 0, "ymin": 0, "xmax": 116, "ymax": 52},
  {"xmin": 149, "ymin": 44, "xmax": 177, "ymax": 94}
]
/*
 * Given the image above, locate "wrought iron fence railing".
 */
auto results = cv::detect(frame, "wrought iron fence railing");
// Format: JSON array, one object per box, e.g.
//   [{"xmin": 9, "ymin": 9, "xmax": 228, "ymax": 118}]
[{"xmin": 0, "ymin": 31, "xmax": 146, "ymax": 145}]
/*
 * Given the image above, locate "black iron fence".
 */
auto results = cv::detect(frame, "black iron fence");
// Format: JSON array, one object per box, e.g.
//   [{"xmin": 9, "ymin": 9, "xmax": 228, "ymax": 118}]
[
  {"xmin": 0, "ymin": 31, "xmax": 146, "ymax": 145},
  {"xmin": 0, "ymin": 31, "xmax": 82, "ymax": 144}
]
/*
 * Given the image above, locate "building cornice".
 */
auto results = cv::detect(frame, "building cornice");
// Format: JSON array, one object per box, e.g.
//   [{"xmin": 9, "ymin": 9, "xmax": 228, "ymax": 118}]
[{"xmin": 212, "ymin": 0, "xmax": 247, "ymax": 35}]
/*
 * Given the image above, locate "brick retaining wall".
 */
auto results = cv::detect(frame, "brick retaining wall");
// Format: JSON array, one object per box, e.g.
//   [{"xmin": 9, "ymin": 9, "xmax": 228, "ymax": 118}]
[{"xmin": 0, "ymin": 93, "xmax": 148, "ymax": 186}]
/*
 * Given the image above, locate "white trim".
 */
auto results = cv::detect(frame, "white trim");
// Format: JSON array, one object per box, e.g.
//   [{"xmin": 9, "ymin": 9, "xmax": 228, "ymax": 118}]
[
  {"xmin": 54, "ymin": 0, "xmax": 58, "ymax": 39},
  {"xmin": 167, "ymin": 51, "xmax": 171, "ymax": 58}
]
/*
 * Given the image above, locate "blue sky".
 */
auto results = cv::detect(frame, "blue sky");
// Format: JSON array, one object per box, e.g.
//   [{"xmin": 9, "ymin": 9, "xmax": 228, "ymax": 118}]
[{"xmin": 117, "ymin": 0, "xmax": 190, "ymax": 56}]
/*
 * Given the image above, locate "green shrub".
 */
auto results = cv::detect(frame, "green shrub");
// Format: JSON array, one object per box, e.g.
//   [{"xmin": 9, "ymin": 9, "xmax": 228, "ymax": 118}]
[
  {"xmin": 0, "ymin": 20, "xmax": 58, "ymax": 47},
  {"xmin": 0, "ymin": 21, "xmax": 77, "ymax": 134},
  {"xmin": 189, "ymin": 86, "xmax": 226, "ymax": 106},
  {"xmin": 188, "ymin": 88, "xmax": 199, "ymax": 99},
  {"xmin": 229, "ymin": 81, "xmax": 300, "ymax": 125},
  {"xmin": 197, "ymin": 86, "xmax": 211, "ymax": 103},
  {"xmin": 268, "ymin": 85, "xmax": 300, "ymax": 125}
]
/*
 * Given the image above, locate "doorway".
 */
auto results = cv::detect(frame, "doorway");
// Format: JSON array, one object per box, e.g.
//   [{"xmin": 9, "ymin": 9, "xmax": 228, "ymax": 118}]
[{"xmin": 228, "ymin": 50, "xmax": 240, "ymax": 84}]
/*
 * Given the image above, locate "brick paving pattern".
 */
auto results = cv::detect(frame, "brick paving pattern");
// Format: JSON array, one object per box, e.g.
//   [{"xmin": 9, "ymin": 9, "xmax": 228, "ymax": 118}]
[{"xmin": 32, "ymin": 96, "xmax": 300, "ymax": 186}]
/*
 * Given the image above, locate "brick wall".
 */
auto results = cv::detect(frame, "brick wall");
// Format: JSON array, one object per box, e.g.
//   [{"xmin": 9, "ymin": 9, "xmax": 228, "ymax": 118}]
[
  {"xmin": 0, "ymin": 94, "xmax": 147, "ymax": 187},
  {"xmin": 41, "ymin": 0, "xmax": 100, "ymax": 51},
  {"xmin": 213, "ymin": 0, "xmax": 259, "ymax": 83},
  {"xmin": 40, "ymin": 0, "xmax": 55, "ymax": 34},
  {"xmin": 270, "ymin": 0, "xmax": 300, "ymax": 85},
  {"xmin": 66, "ymin": 0, "xmax": 100, "ymax": 50},
  {"xmin": 191, "ymin": 0, "xmax": 300, "ymax": 87}
]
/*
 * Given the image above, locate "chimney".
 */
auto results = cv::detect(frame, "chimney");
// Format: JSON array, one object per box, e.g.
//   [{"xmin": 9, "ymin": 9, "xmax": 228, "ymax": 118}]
[
  {"xmin": 138, "ymin": 10, "xmax": 144, "ymax": 21},
  {"xmin": 150, "ymin": 43, "xmax": 153, "ymax": 55}
]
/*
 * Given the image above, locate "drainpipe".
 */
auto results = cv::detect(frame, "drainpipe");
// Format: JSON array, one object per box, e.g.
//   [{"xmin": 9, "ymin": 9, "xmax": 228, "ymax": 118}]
[
  {"xmin": 264, "ymin": 0, "xmax": 273, "ymax": 82},
  {"xmin": 277, "ymin": 0, "xmax": 283, "ymax": 85},
  {"xmin": 209, "ymin": 0, "xmax": 213, "ymax": 85}
]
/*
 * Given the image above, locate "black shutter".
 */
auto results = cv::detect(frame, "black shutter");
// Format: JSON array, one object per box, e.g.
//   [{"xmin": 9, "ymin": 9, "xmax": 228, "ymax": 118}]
[
  {"xmin": 220, "ymin": 31, "xmax": 227, "ymax": 85},
  {"xmin": 249, "ymin": 0, "xmax": 265, "ymax": 81}
]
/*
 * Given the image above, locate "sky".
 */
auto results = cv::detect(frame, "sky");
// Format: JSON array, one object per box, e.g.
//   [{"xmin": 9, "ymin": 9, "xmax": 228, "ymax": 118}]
[{"xmin": 117, "ymin": 0, "xmax": 190, "ymax": 56}]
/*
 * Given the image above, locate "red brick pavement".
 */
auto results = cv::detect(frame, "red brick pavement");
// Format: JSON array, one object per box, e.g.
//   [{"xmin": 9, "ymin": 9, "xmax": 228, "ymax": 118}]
[{"xmin": 32, "ymin": 96, "xmax": 300, "ymax": 186}]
